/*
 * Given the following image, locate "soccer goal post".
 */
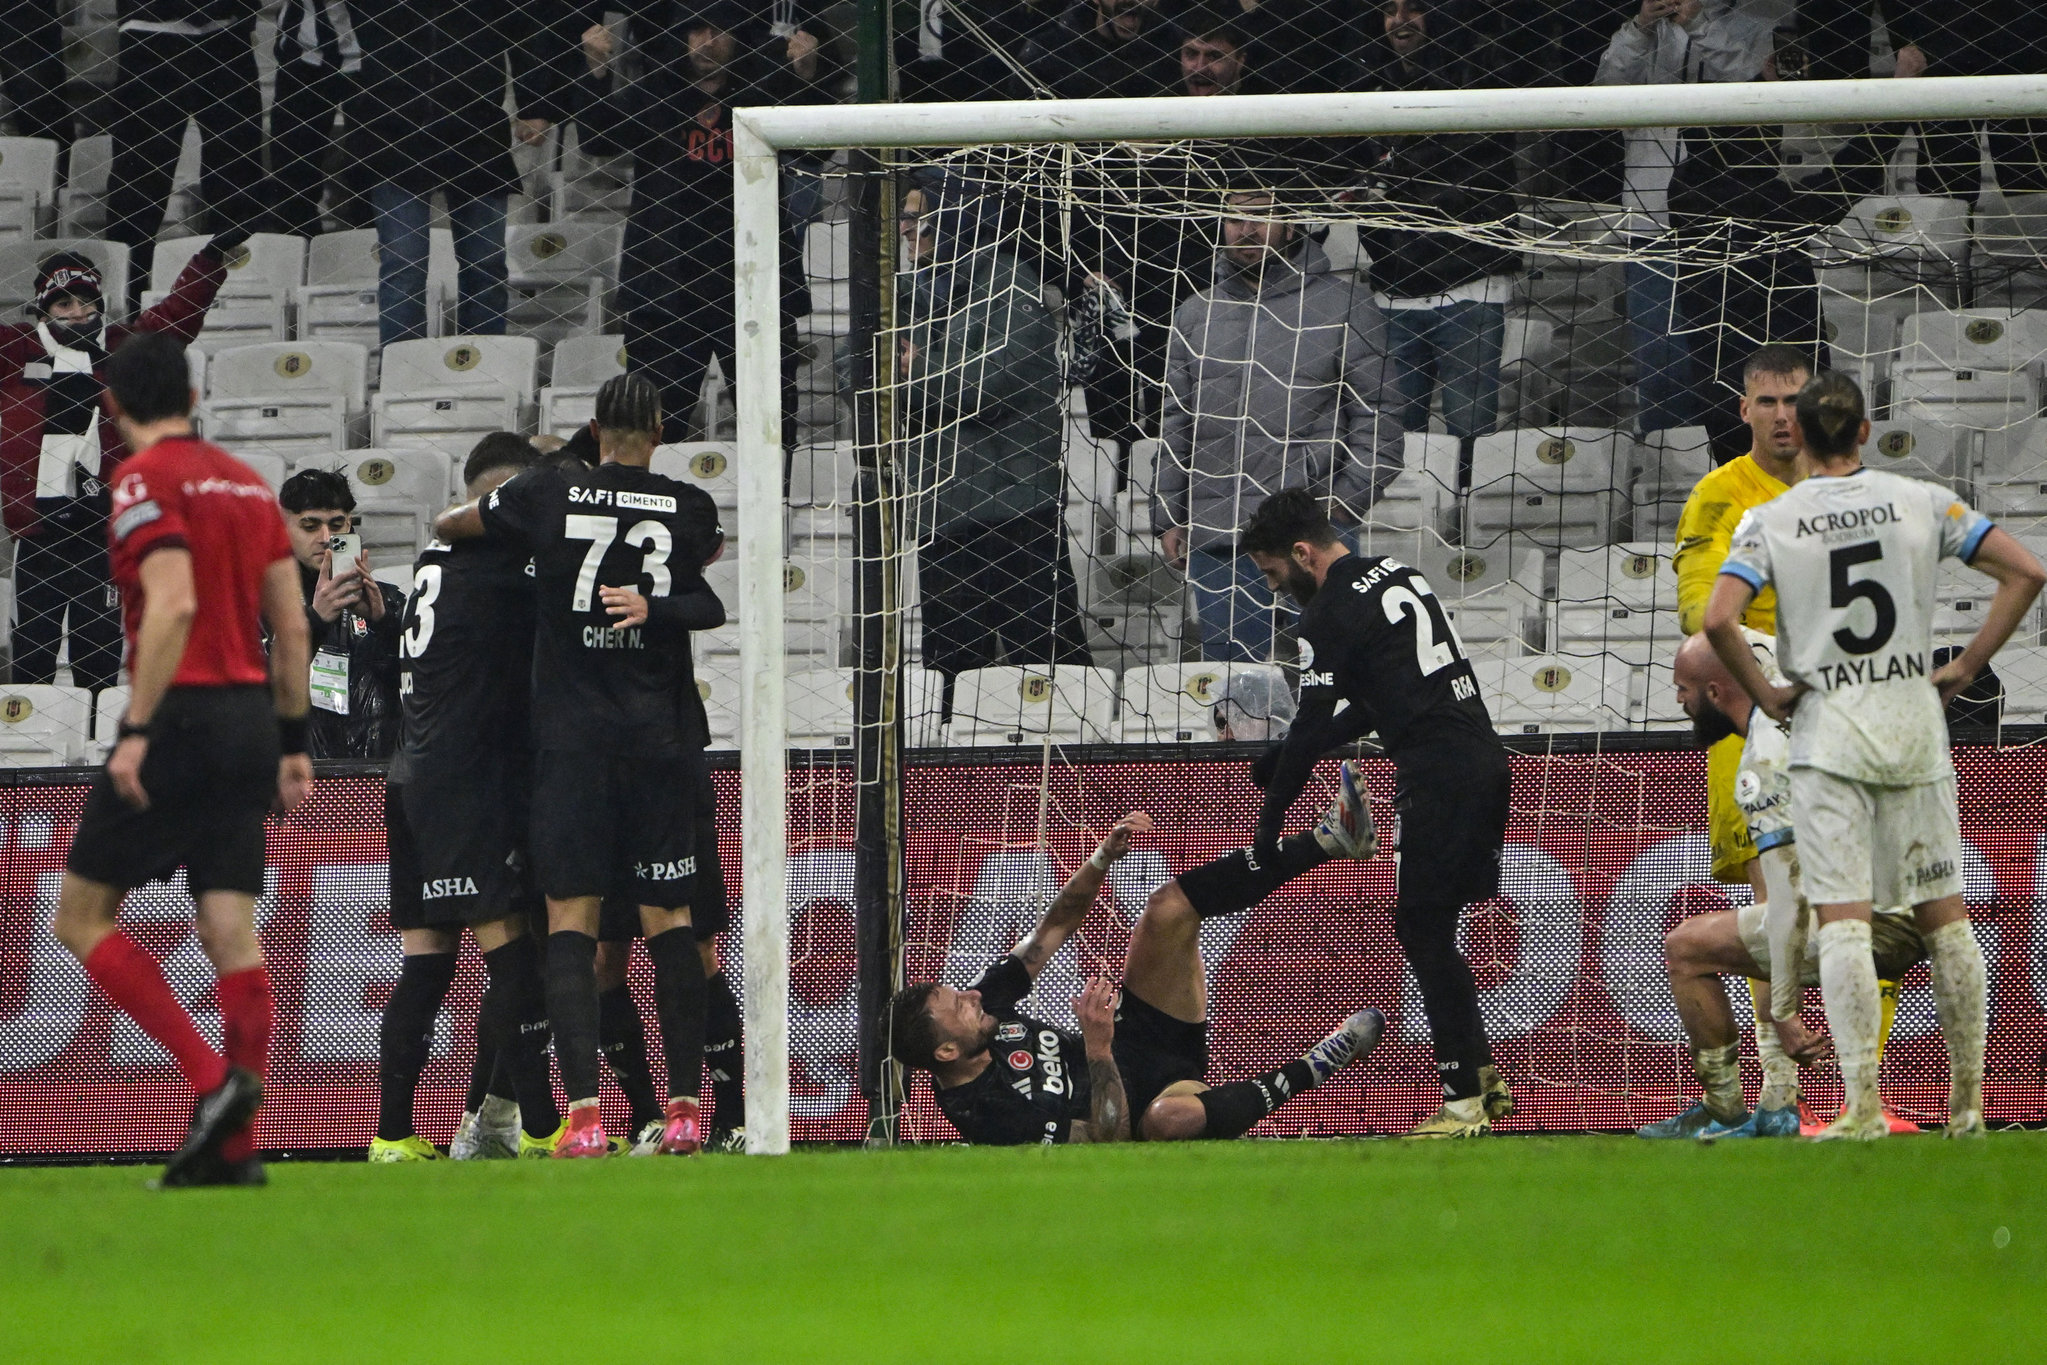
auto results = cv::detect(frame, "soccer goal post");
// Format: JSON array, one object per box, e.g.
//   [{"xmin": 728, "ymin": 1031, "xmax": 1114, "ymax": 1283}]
[{"xmin": 733, "ymin": 75, "xmax": 2047, "ymax": 1155}]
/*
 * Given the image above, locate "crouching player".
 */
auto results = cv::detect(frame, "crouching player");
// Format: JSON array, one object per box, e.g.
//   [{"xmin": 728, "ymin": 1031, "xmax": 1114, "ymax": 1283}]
[
  {"xmin": 890, "ymin": 794, "xmax": 1383, "ymax": 1144},
  {"xmin": 1642, "ymin": 633, "xmax": 1926, "ymax": 1139}
]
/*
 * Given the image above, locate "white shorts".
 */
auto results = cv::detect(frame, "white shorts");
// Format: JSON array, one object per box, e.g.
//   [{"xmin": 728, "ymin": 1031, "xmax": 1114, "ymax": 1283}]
[
  {"xmin": 1787, "ymin": 768, "xmax": 1964, "ymax": 908},
  {"xmin": 1735, "ymin": 898, "xmax": 1926, "ymax": 984}
]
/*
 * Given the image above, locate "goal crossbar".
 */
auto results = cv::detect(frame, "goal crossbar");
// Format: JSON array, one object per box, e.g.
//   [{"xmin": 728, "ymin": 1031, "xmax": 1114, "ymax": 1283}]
[{"xmin": 728, "ymin": 74, "xmax": 2047, "ymax": 1156}]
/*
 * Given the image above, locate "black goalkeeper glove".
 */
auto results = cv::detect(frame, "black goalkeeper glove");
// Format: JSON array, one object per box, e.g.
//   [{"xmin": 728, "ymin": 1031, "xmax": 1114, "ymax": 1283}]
[{"xmin": 203, "ymin": 226, "xmax": 252, "ymax": 262}]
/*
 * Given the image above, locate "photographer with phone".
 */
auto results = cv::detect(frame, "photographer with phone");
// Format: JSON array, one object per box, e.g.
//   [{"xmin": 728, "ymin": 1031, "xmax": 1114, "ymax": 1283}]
[{"xmin": 277, "ymin": 468, "xmax": 408, "ymax": 759}]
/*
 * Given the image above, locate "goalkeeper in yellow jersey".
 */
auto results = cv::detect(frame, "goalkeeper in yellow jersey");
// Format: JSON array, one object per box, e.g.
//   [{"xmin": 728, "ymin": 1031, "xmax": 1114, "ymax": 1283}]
[{"xmin": 1666, "ymin": 344, "xmax": 1913, "ymax": 1136}]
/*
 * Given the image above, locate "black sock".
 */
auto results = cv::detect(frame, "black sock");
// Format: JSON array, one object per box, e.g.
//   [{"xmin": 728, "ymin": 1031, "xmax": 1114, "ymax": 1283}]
[
  {"xmin": 1397, "ymin": 903, "xmax": 1491, "ymax": 1101},
  {"xmin": 1196, "ymin": 1061, "xmax": 1319, "ymax": 1139},
  {"xmin": 483, "ymin": 935, "xmax": 560, "ymax": 1139},
  {"xmin": 703, "ymin": 969, "xmax": 744, "ymax": 1129},
  {"xmin": 377, "ymin": 952, "xmax": 458, "ymax": 1142},
  {"xmin": 647, "ymin": 928, "xmax": 707, "ymax": 1106},
  {"xmin": 464, "ymin": 986, "xmax": 501, "ymax": 1113},
  {"xmin": 544, "ymin": 931, "xmax": 602, "ymax": 1105},
  {"xmin": 600, "ymin": 983, "xmax": 663, "ymax": 1129},
  {"xmin": 1199, "ymin": 834, "xmax": 1330, "ymax": 919}
]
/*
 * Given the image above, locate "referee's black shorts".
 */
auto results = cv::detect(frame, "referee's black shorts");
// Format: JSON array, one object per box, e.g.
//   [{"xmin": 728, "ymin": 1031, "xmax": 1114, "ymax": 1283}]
[
  {"xmin": 598, "ymin": 761, "xmax": 728, "ymax": 941},
  {"xmin": 66, "ymin": 686, "xmax": 277, "ymax": 897},
  {"xmin": 1394, "ymin": 745, "xmax": 1511, "ymax": 913},
  {"xmin": 387, "ymin": 766, "xmax": 529, "ymax": 931},
  {"xmin": 533, "ymin": 742, "xmax": 699, "ymax": 909}
]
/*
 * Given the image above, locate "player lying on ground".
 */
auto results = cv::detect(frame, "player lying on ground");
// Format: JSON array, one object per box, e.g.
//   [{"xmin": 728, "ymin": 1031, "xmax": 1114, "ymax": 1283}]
[
  {"xmin": 1707, "ymin": 370, "xmax": 2046, "ymax": 1138},
  {"xmin": 891, "ymin": 801, "xmax": 1382, "ymax": 1144},
  {"xmin": 372, "ymin": 433, "xmax": 564, "ymax": 1161},
  {"xmin": 437, "ymin": 376, "xmax": 728, "ymax": 1157},
  {"xmin": 1239, "ymin": 489, "xmax": 1515, "ymax": 1138},
  {"xmin": 50, "ymin": 332, "xmax": 313, "ymax": 1187},
  {"xmin": 1642, "ymin": 632, "xmax": 1928, "ymax": 1139}
]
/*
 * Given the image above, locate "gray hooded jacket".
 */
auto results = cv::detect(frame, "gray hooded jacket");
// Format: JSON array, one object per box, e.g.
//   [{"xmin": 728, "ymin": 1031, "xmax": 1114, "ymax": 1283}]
[{"xmin": 1155, "ymin": 238, "xmax": 1403, "ymax": 551}]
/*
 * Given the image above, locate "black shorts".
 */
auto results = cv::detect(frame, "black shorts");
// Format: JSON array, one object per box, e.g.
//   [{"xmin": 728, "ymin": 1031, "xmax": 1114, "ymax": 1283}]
[
  {"xmin": 1112, "ymin": 987, "xmax": 1209, "ymax": 1136},
  {"xmin": 66, "ymin": 686, "xmax": 278, "ymax": 897},
  {"xmin": 598, "ymin": 764, "xmax": 728, "ymax": 941},
  {"xmin": 386, "ymin": 776, "xmax": 527, "ymax": 931},
  {"xmin": 1394, "ymin": 747, "xmax": 1512, "ymax": 911},
  {"xmin": 1177, "ymin": 845, "xmax": 1297, "ymax": 919},
  {"xmin": 533, "ymin": 743, "xmax": 699, "ymax": 909}
]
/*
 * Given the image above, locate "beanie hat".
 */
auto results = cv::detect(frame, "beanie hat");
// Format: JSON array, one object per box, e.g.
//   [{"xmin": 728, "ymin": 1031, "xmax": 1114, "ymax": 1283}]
[{"xmin": 34, "ymin": 252, "xmax": 103, "ymax": 315}]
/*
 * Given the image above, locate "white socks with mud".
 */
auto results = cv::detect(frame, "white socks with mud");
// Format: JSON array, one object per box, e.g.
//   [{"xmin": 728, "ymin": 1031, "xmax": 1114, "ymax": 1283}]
[
  {"xmin": 1818, "ymin": 921, "xmax": 1882, "ymax": 1124},
  {"xmin": 1747, "ymin": 979, "xmax": 1800, "ymax": 1112},
  {"xmin": 1926, "ymin": 920, "xmax": 1987, "ymax": 1122},
  {"xmin": 1691, "ymin": 1043, "xmax": 1744, "ymax": 1124}
]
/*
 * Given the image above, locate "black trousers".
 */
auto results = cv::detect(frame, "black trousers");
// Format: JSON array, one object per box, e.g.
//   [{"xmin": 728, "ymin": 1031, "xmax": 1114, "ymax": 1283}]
[
  {"xmin": 0, "ymin": 0, "xmax": 69, "ymax": 149},
  {"xmin": 1080, "ymin": 324, "xmax": 1168, "ymax": 468},
  {"xmin": 919, "ymin": 506, "xmax": 1091, "ymax": 711},
  {"xmin": 11, "ymin": 529, "xmax": 123, "ymax": 693},
  {"xmin": 1913, "ymin": 120, "xmax": 2047, "ymax": 199},
  {"xmin": 625, "ymin": 299, "xmax": 799, "ymax": 445},
  {"xmin": 265, "ymin": 60, "xmax": 368, "ymax": 238},
  {"xmin": 106, "ymin": 27, "xmax": 266, "ymax": 303}
]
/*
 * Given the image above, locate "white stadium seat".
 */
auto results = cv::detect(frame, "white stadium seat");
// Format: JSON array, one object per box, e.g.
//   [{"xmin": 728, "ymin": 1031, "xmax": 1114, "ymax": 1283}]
[
  {"xmin": 1467, "ymin": 427, "xmax": 1623, "ymax": 549},
  {"xmin": 539, "ymin": 333, "xmax": 627, "ymax": 437},
  {"xmin": 1864, "ymin": 415, "xmax": 1966, "ymax": 485},
  {"xmin": 1471, "ymin": 655, "xmax": 1632, "ymax": 735},
  {"xmin": 371, "ymin": 336, "xmax": 538, "ymax": 457},
  {"xmin": 200, "ymin": 340, "xmax": 369, "ymax": 461},
  {"xmin": 0, "ymin": 685, "xmax": 91, "ymax": 766},
  {"xmin": 1119, "ymin": 662, "xmax": 1285, "ymax": 743},
  {"xmin": 1553, "ymin": 542, "xmax": 1681, "ymax": 667},
  {"xmin": 505, "ymin": 222, "xmax": 621, "ymax": 343},
  {"xmin": 0, "ymin": 136, "xmax": 59, "ymax": 239},
  {"xmin": 295, "ymin": 229, "xmax": 380, "ymax": 349},
  {"xmin": 651, "ymin": 442, "xmax": 739, "ymax": 511},
  {"xmin": 145, "ymin": 233, "xmax": 305, "ymax": 349},
  {"xmin": 948, "ymin": 666, "xmax": 1118, "ymax": 747},
  {"xmin": 92, "ymin": 686, "xmax": 130, "ymax": 760}
]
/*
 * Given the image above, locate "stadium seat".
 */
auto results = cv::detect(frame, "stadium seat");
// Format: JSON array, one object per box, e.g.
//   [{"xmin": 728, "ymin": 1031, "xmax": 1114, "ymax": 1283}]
[
  {"xmin": 371, "ymin": 336, "xmax": 538, "ymax": 456},
  {"xmin": 1401, "ymin": 531, "xmax": 1546, "ymax": 653},
  {"xmin": 295, "ymin": 229, "xmax": 380, "ymax": 349},
  {"xmin": 695, "ymin": 653, "xmax": 741, "ymax": 750},
  {"xmin": 236, "ymin": 450, "xmax": 287, "ymax": 493},
  {"xmin": 1466, "ymin": 427, "xmax": 1623, "ymax": 549},
  {"xmin": 1626, "ymin": 426, "xmax": 1712, "ymax": 543},
  {"xmin": 789, "ymin": 440, "xmax": 857, "ymax": 509},
  {"xmin": 146, "ymin": 233, "xmax": 305, "ymax": 349},
  {"xmin": 947, "ymin": 665, "xmax": 1118, "ymax": 747},
  {"xmin": 199, "ymin": 340, "xmax": 370, "ymax": 461},
  {"xmin": 1497, "ymin": 314, "xmax": 1558, "ymax": 428},
  {"xmin": 1864, "ymin": 414, "xmax": 1966, "ymax": 485},
  {"xmin": 802, "ymin": 218, "xmax": 850, "ymax": 334},
  {"xmin": 1997, "ymin": 645, "xmax": 2047, "ymax": 725},
  {"xmin": 1118, "ymin": 662, "xmax": 1284, "ymax": 743},
  {"xmin": 293, "ymin": 448, "xmax": 454, "ymax": 558},
  {"xmin": 1552, "ymin": 542, "xmax": 1681, "ymax": 667},
  {"xmin": 91, "ymin": 685, "xmax": 129, "ymax": 760},
  {"xmin": 538, "ymin": 333, "xmax": 626, "ymax": 437},
  {"xmin": 1894, "ymin": 307, "xmax": 2042, "ymax": 374},
  {"xmin": 785, "ymin": 530, "xmax": 847, "ymax": 660},
  {"xmin": 650, "ymin": 441, "xmax": 739, "ymax": 511},
  {"xmin": 1976, "ymin": 420, "xmax": 2047, "ymax": 524},
  {"xmin": 1470, "ymin": 655, "xmax": 1631, "ymax": 735},
  {"xmin": 56, "ymin": 134, "xmax": 112, "ymax": 236},
  {"xmin": 788, "ymin": 667, "xmax": 857, "ymax": 749},
  {"xmin": 0, "ymin": 573, "xmax": 11, "ymax": 651},
  {"xmin": 0, "ymin": 237, "xmax": 128, "ymax": 323},
  {"xmin": 0, "ymin": 136, "xmax": 58, "ymax": 239},
  {"xmin": 0, "ymin": 684, "xmax": 90, "ymax": 765},
  {"xmin": 1820, "ymin": 304, "xmax": 1900, "ymax": 394},
  {"xmin": 1369, "ymin": 433, "xmax": 1459, "ymax": 537},
  {"xmin": 1816, "ymin": 195, "xmax": 1971, "ymax": 313},
  {"xmin": 505, "ymin": 222, "xmax": 621, "ymax": 344},
  {"xmin": 1632, "ymin": 658, "xmax": 1693, "ymax": 730},
  {"xmin": 1972, "ymin": 193, "xmax": 2047, "ymax": 309}
]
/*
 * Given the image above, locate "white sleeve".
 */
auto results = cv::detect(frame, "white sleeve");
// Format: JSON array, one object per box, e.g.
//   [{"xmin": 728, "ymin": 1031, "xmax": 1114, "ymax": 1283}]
[
  {"xmin": 1717, "ymin": 508, "xmax": 1773, "ymax": 592},
  {"xmin": 1933, "ymin": 486, "xmax": 1995, "ymax": 564}
]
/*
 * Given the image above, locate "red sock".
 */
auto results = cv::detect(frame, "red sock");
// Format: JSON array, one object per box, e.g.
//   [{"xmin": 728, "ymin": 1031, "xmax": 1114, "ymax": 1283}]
[
  {"xmin": 215, "ymin": 966, "xmax": 273, "ymax": 1162},
  {"xmin": 83, "ymin": 932, "xmax": 227, "ymax": 1095}
]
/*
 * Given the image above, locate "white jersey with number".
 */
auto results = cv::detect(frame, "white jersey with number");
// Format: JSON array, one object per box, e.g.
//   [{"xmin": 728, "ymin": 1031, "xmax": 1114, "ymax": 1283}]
[{"xmin": 1719, "ymin": 466, "xmax": 1993, "ymax": 787}]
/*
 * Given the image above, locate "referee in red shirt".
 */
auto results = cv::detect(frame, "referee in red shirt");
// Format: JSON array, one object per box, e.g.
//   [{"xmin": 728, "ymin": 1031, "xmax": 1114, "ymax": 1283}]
[{"xmin": 50, "ymin": 332, "xmax": 313, "ymax": 1189}]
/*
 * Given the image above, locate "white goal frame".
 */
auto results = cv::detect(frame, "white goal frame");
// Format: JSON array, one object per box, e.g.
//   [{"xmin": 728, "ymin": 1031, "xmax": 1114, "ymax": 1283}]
[{"xmin": 728, "ymin": 74, "xmax": 2047, "ymax": 1154}]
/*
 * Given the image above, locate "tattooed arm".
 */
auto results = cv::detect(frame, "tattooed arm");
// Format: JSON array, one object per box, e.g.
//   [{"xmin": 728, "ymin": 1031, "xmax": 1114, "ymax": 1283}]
[
  {"xmin": 1009, "ymin": 812, "xmax": 1155, "ymax": 984},
  {"xmin": 1068, "ymin": 976, "xmax": 1131, "ymax": 1144}
]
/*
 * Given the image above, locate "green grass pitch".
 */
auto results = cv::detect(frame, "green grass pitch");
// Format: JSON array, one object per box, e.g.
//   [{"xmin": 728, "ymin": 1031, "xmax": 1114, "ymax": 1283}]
[{"xmin": 6, "ymin": 1134, "xmax": 2044, "ymax": 1362}]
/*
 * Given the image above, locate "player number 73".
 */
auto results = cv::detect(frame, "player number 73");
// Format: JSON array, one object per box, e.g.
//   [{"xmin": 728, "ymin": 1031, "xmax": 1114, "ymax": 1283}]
[{"xmin": 564, "ymin": 513, "xmax": 674, "ymax": 612}]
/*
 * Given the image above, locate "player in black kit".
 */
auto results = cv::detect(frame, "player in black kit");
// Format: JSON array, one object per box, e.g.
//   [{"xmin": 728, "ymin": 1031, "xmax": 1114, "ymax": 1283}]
[
  {"xmin": 436, "ymin": 375, "xmax": 726, "ymax": 1158},
  {"xmin": 374, "ymin": 433, "xmax": 565, "ymax": 1161},
  {"xmin": 1241, "ymin": 489, "xmax": 1514, "ymax": 1138},
  {"xmin": 891, "ymin": 805, "xmax": 1385, "ymax": 1146}
]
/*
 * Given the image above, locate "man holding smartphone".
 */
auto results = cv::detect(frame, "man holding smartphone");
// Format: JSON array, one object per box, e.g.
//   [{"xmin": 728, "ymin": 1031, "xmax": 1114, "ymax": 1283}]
[{"xmin": 277, "ymin": 468, "xmax": 408, "ymax": 759}]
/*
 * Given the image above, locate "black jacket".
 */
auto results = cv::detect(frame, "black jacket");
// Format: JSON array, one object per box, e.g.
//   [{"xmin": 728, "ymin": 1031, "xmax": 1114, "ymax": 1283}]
[
  {"xmin": 299, "ymin": 564, "xmax": 408, "ymax": 760},
  {"xmin": 1353, "ymin": 44, "xmax": 1522, "ymax": 300},
  {"xmin": 1020, "ymin": 3, "xmax": 1177, "ymax": 98},
  {"xmin": 345, "ymin": 0, "xmax": 577, "ymax": 196}
]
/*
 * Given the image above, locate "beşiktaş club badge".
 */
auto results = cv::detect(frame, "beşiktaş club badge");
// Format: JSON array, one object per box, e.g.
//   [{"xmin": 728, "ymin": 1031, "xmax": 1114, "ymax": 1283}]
[{"xmin": 995, "ymin": 1022, "xmax": 1026, "ymax": 1042}]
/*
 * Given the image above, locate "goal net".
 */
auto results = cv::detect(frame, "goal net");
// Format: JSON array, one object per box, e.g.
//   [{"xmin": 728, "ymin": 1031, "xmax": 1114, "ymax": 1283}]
[{"xmin": 740, "ymin": 75, "xmax": 2047, "ymax": 1150}]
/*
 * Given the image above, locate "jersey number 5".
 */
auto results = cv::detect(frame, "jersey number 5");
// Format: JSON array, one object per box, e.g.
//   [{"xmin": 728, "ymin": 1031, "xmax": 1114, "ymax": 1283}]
[
  {"xmin": 1829, "ymin": 542, "xmax": 1896, "ymax": 655},
  {"xmin": 564, "ymin": 513, "xmax": 674, "ymax": 612},
  {"xmin": 1382, "ymin": 580, "xmax": 1464, "ymax": 677}
]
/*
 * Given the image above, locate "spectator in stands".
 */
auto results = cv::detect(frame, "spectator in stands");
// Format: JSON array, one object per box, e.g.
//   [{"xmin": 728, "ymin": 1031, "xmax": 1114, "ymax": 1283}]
[
  {"xmin": 347, "ymin": 0, "xmax": 577, "ymax": 345},
  {"xmin": 1021, "ymin": 0, "xmax": 1177, "ymax": 98},
  {"xmin": 1879, "ymin": 2, "xmax": 2047, "ymax": 197},
  {"xmin": 576, "ymin": 2, "xmax": 828, "ymax": 441},
  {"xmin": 898, "ymin": 172, "xmax": 1091, "ymax": 706},
  {"xmin": 0, "ymin": 0, "xmax": 69, "ymax": 152},
  {"xmin": 1176, "ymin": 12, "xmax": 1255, "ymax": 96},
  {"xmin": 1156, "ymin": 187, "xmax": 1402, "ymax": 664},
  {"xmin": 0, "ymin": 237, "xmax": 236, "ymax": 693},
  {"xmin": 1485, "ymin": 0, "xmax": 1625, "ymax": 205},
  {"xmin": 265, "ymin": 0, "xmax": 371, "ymax": 237},
  {"xmin": 1595, "ymin": 0, "xmax": 1772, "ymax": 436},
  {"xmin": 1354, "ymin": 0, "xmax": 1521, "ymax": 449},
  {"xmin": 104, "ymin": 0, "xmax": 268, "ymax": 313},
  {"xmin": 278, "ymin": 468, "xmax": 406, "ymax": 758},
  {"xmin": 1667, "ymin": 109, "xmax": 1888, "ymax": 463}
]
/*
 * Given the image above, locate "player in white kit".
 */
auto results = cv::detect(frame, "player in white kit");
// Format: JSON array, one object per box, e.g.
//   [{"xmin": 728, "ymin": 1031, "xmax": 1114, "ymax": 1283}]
[{"xmin": 1704, "ymin": 371, "xmax": 2046, "ymax": 1139}]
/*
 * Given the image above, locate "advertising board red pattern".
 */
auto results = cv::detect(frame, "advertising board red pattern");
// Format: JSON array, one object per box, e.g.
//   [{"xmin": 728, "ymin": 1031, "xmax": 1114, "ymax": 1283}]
[{"xmin": 3, "ymin": 747, "xmax": 2044, "ymax": 1155}]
